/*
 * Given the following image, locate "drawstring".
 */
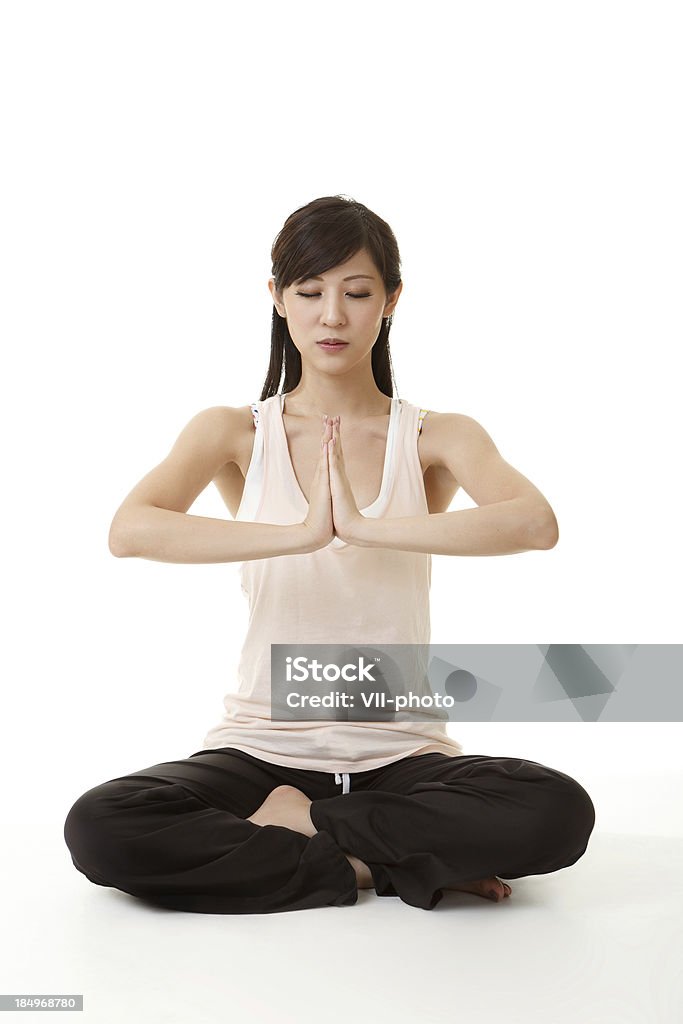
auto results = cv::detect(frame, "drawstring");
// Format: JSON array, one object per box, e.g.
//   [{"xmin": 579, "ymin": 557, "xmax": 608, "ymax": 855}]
[{"xmin": 334, "ymin": 772, "xmax": 351, "ymax": 794}]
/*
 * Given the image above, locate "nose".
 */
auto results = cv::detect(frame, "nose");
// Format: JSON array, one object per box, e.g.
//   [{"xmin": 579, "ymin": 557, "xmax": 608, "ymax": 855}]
[{"xmin": 321, "ymin": 298, "xmax": 346, "ymax": 326}]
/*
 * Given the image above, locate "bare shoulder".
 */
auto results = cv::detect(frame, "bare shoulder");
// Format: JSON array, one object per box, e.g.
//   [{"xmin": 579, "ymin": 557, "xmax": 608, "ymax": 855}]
[
  {"xmin": 418, "ymin": 409, "xmax": 494, "ymax": 471},
  {"xmin": 174, "ymin": 404, "xmax": 255, "ymax": 466},
  {"xmin": 109, "ymin": 403, "xmax": 258, "ymax": 527},
  {"xmin": 419, "ymin": 406, "xmax": 556, "ymax": 516},
  {"xmin": 223, "ymin": 403, "xmax": 260, "ymax": 467}
]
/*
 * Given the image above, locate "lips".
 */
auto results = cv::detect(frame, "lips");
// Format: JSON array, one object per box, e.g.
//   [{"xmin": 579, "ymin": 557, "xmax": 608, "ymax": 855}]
[{"xmin": 317, "ymin": 339, "xmax": 348, "ymax": 347}]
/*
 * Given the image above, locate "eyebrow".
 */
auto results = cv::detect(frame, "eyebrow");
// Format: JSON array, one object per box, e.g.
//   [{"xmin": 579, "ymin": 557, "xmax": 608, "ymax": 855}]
[{"xmin": 297, "ymin": 274, "xmax": 376, "ymax": 283}]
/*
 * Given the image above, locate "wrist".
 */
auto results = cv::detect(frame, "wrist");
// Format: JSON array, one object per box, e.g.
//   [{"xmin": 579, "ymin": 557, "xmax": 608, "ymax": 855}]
[
  {"xmin": 292, "ymin": 522, "xmax": 325, "ymax": 554},
  {"xmin": 343, "ymin": 513, "xmax": 373, "ymax": 547},
  {"xmin": 294, "ymin": 524, "xmax": 335, "ymax": 557}
]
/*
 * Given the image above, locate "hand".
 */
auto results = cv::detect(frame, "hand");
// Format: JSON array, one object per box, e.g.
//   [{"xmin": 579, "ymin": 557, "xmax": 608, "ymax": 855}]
[
  {"xmin": 300, "ymin": 416, "xmax": 335, "ymax": 550},
  {"xmin": 326, "ymin": 415, "xmax": 365, "ymax": 544}
]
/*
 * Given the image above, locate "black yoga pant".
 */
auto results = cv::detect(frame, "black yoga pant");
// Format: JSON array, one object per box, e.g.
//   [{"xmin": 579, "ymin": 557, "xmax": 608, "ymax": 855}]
[{"xmin": 63, "ymin": 747, "xmax": 596, "ymax": 915}]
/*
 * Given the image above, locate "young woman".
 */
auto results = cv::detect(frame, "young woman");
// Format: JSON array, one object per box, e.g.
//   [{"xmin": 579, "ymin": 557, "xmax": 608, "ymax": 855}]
[{"xmin": 64, "ymin": 195, "xmax": 595, "ymax": 914}]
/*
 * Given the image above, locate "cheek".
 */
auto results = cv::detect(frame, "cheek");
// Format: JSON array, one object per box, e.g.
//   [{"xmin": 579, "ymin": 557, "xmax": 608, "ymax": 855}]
[{"xmin": 355, "ymin": 307, "xmax": 377, "ymax": 326}]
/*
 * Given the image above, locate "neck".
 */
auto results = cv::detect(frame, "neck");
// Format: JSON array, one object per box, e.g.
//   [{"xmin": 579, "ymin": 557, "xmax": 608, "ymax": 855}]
[{"xmin": 283, "ymin": 370, "xmax": 392, "ymax": 420}]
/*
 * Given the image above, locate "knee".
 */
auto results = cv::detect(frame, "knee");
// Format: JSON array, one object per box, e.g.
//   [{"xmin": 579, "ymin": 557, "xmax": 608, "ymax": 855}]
[
  {"xmin": 537, "ymin": 775, "xmax": 596, "ymax": 868},
  {"xmin": 63, "ymin": 781, "xmax": 126, "ymax": 877},
  {"xmin": 64, "ymin": 786, "xmax": 101, "ymax": 861}
]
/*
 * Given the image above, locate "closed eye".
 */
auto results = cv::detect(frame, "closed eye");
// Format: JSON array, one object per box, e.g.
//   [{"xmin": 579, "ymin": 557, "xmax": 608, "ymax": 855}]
[{"xmin": 295, "ymin": 292, "xmax": 371, "ymax": 299}]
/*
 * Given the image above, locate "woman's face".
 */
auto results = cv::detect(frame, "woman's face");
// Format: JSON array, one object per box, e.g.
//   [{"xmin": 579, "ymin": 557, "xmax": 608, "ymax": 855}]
[{"xmin": 269, "ymin": 248, "xmax": 401, "ymax": 370}]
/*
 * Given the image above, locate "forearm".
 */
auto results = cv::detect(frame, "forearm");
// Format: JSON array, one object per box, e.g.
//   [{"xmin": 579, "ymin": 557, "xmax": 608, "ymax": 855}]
[
  {"xmin": 348, "ymin": 499, "xmax": 558, "ymax": 556},
  {"xmin": 109, "ymin": 507, "xmax": 315, "ymax": 564}
]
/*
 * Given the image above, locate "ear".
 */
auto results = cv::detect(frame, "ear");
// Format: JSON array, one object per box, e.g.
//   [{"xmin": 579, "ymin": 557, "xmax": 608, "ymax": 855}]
[
  {"xmin": 268, "ymin": 278, "xmax": 287, "ymax": 318},
  {"xmin": 383, "ymin": 280, "xmax": 403, "ymax": 317}
]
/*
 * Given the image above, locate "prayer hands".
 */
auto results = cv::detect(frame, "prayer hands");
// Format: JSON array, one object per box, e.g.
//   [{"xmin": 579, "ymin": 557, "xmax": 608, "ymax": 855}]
[
  {"xmin": 324, "ymin": 415, "xmax": 365, "ymax": 544},
  {"xmin": 301, "ymin": 415, "xmax": 364, "ymax": 549}
]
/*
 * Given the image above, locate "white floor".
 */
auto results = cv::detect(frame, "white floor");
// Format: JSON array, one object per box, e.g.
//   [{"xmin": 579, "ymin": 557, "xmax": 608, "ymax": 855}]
[{"xmin": 2, "ymin": 825, "xmax": 682, "ymax": 1024}]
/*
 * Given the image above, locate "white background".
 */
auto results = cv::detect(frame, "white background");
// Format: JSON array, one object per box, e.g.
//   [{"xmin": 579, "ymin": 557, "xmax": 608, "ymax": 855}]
[{"xmin": 1, "ymin": 0, "xmax": 681, "ymax": 839}]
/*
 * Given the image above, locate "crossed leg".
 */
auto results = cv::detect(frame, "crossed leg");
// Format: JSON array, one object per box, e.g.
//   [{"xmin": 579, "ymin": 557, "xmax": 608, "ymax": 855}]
[
  {"xmin": 247, "ymin": 785, "xmax": 512, "ymax": 902},
  {"xmin": 247, "ymin": 753, "xmax": 596, "ymax": 911}
]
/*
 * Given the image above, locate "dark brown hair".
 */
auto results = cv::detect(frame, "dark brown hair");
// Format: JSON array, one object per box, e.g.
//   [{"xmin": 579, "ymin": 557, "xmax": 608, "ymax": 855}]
[{"xmin": 260, "ymin": 195, "xmax": 402, "ymax": 401}]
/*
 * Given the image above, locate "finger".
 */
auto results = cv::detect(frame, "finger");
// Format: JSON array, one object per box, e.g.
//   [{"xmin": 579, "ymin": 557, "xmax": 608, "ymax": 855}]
[
  {"xmin": 321, "ymin": 428, "xmax": 330, "ymax": 457},
  {"xmin": 321, "ymin": 442, "xmax": 330, "ymax": 482},
  {"xmin": 326, "ymin": 433, "xmax": 337, "ymax": 479}
]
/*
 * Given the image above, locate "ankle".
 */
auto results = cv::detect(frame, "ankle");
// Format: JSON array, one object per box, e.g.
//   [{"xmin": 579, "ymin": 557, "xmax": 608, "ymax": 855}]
[{"xmin": 345, "ymin": 853, "xmax": 374, "ymax": 889}]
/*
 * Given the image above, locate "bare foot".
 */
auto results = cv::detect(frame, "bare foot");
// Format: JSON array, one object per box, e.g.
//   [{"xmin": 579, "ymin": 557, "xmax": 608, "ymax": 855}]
[
  {"xmin": 447, "ymin": 876, "xmax": 512, "ymax": 902},
  {"xmin": 247, "ymin": 785, "xmax": 375, "ymax": 889},
  {"xmin": 344, "ymin": 853, "xmax": 374, "ymax": 889},
  {"xmin": 247, "ymin": 785, "xmax": 318, "ymax": 837}
]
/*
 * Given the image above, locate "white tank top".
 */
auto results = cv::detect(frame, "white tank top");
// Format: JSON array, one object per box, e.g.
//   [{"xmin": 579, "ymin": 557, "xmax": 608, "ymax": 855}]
[{"xmin": 201, "ymin": 392, "xmax": 464, "ymax": 771}]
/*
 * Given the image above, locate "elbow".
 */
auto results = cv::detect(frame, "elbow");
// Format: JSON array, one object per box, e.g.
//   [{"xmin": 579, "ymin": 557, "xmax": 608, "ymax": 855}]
[
  {"xmin": 108, "ymin": 516, "xmax": 136, "ymax": 558},
  {"xmin": 532, "ymin": 506, "xmax": 559, "ymax": 550},
  {"xmin": 518, "ymin": 504, "xmax": 558, "ymax": 551}
]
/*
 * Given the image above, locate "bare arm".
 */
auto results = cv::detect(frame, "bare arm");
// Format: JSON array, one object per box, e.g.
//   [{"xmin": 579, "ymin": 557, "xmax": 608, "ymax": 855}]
[
  {"xmin": 348, "ymin": 412, "xmax": 559, "ymax": 556},
  {"xmin": 108, "ymin": 406, "xmax": 316, "ymax": 563}
]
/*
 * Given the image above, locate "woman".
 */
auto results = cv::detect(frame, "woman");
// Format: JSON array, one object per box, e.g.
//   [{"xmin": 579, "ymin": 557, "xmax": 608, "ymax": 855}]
[{"xmin": 63, "ymin": 195, "xmax": 595, "ymax": 914}]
